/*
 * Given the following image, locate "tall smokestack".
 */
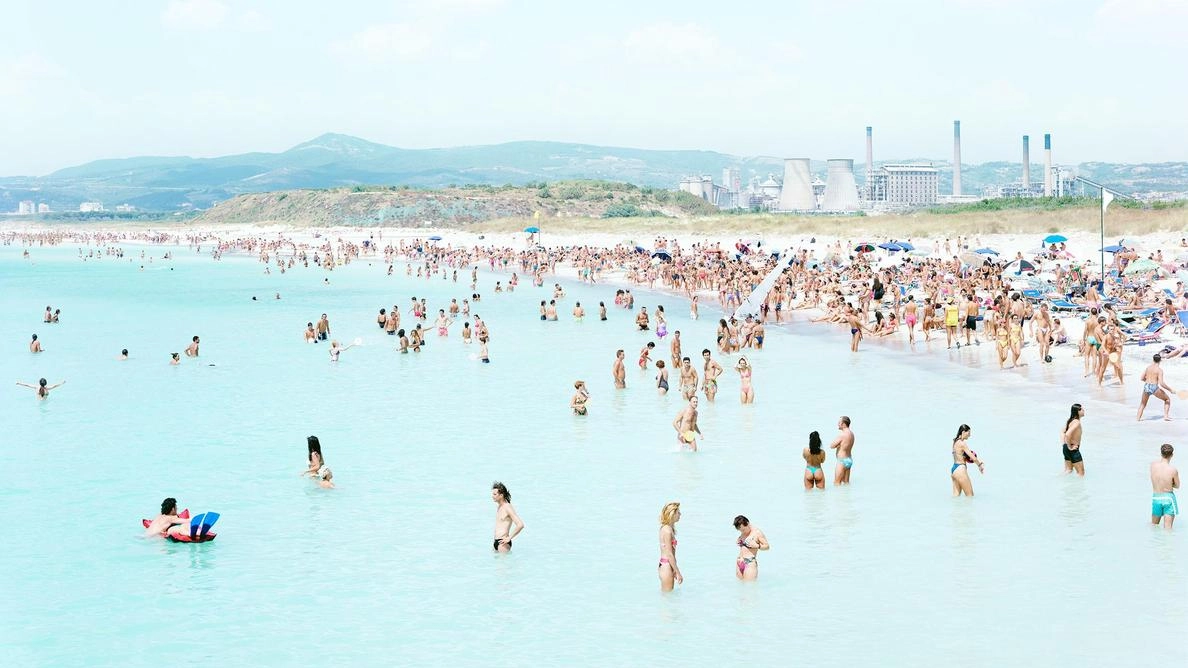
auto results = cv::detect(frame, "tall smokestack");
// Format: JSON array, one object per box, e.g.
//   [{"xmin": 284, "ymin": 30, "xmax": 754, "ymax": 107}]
[
  {"xmin": 865, "ymin": 126, "xmax": 873, "ymax": 202},
  {"xmin": 952, "ymin": 120, "xmax": 962, "ymax": 197},
  {"xmin": 1022, "ymin": 135, "xmax": 1030, "ymax": 190},
  {"xmin": 1043, "ymin": 133, "xmax": 1052, "ymax": 197}
]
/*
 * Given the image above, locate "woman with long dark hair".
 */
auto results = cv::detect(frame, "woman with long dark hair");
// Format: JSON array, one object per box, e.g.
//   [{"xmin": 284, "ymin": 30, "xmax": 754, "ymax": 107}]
[
  {"xmin": 1062, "ymin": 404, "xmax": 1085, "ymax": 476},
  {"xmin": 950, "ymin": 424, "xmax": 984, "ymax": 497},
  {"xmin": 803, "ymin": 431, "xmax": 826, "ymax": 490}
]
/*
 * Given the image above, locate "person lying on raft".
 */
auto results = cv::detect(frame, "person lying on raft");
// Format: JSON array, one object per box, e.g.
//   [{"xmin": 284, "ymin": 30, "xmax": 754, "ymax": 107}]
[{"xmin": 144, "ymin": 497, "xmax": 189, "ymax": 538}]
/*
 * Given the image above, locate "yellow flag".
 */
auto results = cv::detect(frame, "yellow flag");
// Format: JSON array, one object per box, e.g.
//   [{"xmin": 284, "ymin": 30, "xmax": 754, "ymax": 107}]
[{"xmin": 533, "ymin": 211, "xmax": 540, "ymax": 219}]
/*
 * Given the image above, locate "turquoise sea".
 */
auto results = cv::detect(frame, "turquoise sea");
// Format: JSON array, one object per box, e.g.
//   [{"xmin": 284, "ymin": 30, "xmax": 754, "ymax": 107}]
[{"xmin": 2, "ymin": 243, "xmax": 1183, "ymax": 667}]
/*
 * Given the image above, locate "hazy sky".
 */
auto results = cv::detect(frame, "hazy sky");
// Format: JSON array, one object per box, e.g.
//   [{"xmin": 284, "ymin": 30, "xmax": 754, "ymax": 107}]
[{"xmin": 1, "ymin": 0, "xmax": 1184, "ymax": 175}]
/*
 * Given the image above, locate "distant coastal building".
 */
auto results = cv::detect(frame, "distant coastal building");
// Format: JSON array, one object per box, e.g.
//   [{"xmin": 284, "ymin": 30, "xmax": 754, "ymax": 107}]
[
  {"xmin": 37, "ymin": 203, "xmax": 50, "ymax": 213},
  {"xmin": 18, "ymin": 200, "xmax": 34, "ymax": 214},
  {"xmin": 79, "ymin": 202, "xmax": 104, "ymax": 212},
  {"xmin": 115, "ymin": 204, "xmax": 136, "ymax": 212},
  {"xmin": 881, "ymin": 164, "xmax": 939, "ymax": 205}
]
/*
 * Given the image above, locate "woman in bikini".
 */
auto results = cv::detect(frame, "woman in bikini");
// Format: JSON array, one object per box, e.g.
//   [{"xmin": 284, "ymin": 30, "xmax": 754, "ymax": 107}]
[
  {"xmin": 803, "ymin": 430, "xmax": 826, "ymax": 490},
  {"xmin": 658, "ymin": 502, "xmax": 683, "ymax": 592},
  {"xmin": 570, "ymin": 380, "xmax": 589, "ymax": 415},
  {"xmin": 950, "ymin": 424, "xmax": 985, "ymax": 497},
  {"xmin": 733, "ymin": 515, "xmax": 769, "ymax": 581},
  {"xmin": 995, "ymin": 312, "xmax": 1011, "ymax": 369},
  {"xmin": 735, "ymin": 357, "xmax": 754, "ymax": 404},
  {"xmin": 17, "ymin": 378, "xmax": 65, "ymax": 400},
  {"xmin": 1008, "ymin": 314, "xmax": 1024, "ymax": 368}
]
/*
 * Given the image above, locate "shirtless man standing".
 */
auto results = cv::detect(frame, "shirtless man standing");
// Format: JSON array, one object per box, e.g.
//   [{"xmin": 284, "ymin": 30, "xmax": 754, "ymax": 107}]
[
  {"xmin": 830, "ymin": 416, "xmax": 855, "ymax": 485},
  {"xmin": 1150, "ymin": 444, "xmax": 1179, "ymax": 529},
  {"xmin": 670, "ymin": 330, "xmax": 682, "ymax": 368},
  {"xmin": 29, "ymin": 334, "xmax": 43, "ymax": 353},
  {"xmin": 1138, "ymin": 354, "xmax": 1177, "ymax": 421},
  {"xmin": 185, "ymin": 336, "xmax": 200, "ymax": 357},
  {"xmin": 678, "ymin": 357, "xmax": 699, "ymax": 401},
  {"xmin": 845, "ymin": 306, "xmax": 869, "ymax": 353},
  {"xmin": 673, "ymin": 396, "xmax": 702, "ymax": 451},
  {"xmin": 491, "ymin": 481, "xmax": 524, "ymax": 551},
  {"xmin": 613, "ymin": 349, "xmax": 627, "ymax": 389},
  {"xmin": 702, "ymin": 349, "xmax": 722, "ymax": 402}
]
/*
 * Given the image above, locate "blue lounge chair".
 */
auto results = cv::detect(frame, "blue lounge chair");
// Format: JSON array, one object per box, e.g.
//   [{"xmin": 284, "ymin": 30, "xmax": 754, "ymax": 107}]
[
  {"xmin": 1122, "ymin": 319, "xmax": 1167, "ymax": 345},
  {"xmin": 1048, "ymin": 299, "xmax": 1084, "ymax": 311}
]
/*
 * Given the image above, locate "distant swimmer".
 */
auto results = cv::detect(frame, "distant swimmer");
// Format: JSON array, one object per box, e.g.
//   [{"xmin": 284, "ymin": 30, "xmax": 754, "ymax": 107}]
[
  {"xmin": 16, "ymin": 377, "xmax": 65, "ymax": 400},
  {"xmin": 571, "ymin": 380, "xmax": 589, "ymax": 415},
  {"xmin": 1150, "ymin": 444, "xmax": 1179, "ymax": 529},
  {"xmin": 461, "ymin": 322, "xmax": 472, "ymax": 344},
  {"xmin": 170, "ymin": 353, "xmax": 180, "ymax": 365},
  {"xmin": 144, "ymin": 497, "xmax": 189, "ymax": 539},
  {"xmin": 830, "ymin": 416, "xmax": 855, "ymax": 485},
  {"xmin": 117, "ymin": 348, "xmax": 128, "ymax": 360},
  {"xmin": 733, "ymin": 515, "xmax": 769, "ymax": 580},
  {"xmin": 478, "ymin": 335, "xmax": 489, "ymax": 363},
  {"xmin": 1062, "ymin": 403, "xmax": 1086, "ymax": 476},
  {"xmin": 599, "ymin": 302, "xmax": 607, "ymax": 321},
  {"xmin": 613, "ymin": 349, "xmax": 626, "ymax": 389},
  {"xmin": 690, "ymin": 295, "xmax": 699, "ymax": 320},
  {"xmin": 1138, "ymin": 354, "xmax": 1177, "ymax": 421},
  {"xmin": 673, "ymin": 396, "xmax": 701, "ymax": 451},
  {"xmin": 803, "ymin": 431, "xmax": 826, "ymax": 490},
  {"xmin": 734, "ymin": 356, "xmax": 754, "ymax": 404},
  {"xmin": 43, "ymin": 306, "xmax": 53, "ymax": 323},
  {"xmin": 29, "ymin": 334, "xmax": 43, "ymax": 353},
  {"xmin": 657, "ymin": 502, "xmax": 683, "ymax": 592},
  {"xmin": 185, "ymin": 336, "xmax": 200, "ymax": 357},
  {"xmin": 950, "ymin": 424, "xmax": 985, "ymax": 497},
  {"xmin": 328, "ymin": 339, "xmax": 356, "ymax": 362},
  {"xmin": 491, "ymin": 481, "xmax": 524, "ymax": 552}
]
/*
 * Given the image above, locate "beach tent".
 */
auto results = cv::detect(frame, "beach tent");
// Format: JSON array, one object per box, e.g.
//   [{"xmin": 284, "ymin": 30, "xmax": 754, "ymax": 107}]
[
  {"xmin": 1002, "ymin": 259, "xmax": 1037, "ymax": 275},
  {"xmin": 974, "ymin": 248, "xmax": 999, "ymax": 255},
  {"xmin": 1043, "ymin": 234, "xmax": 1068, "ymax": 244},
  {"xmin": 1124, "ymin": 259, "xmax": 1159, "ymax": 275}
]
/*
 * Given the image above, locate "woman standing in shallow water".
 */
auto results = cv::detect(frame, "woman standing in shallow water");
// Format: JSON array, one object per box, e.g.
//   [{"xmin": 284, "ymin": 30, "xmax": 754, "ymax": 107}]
[
  {"xmin": 951, "ymin": 424, "xmax": 985, "ymax": 497},
  {"xmin": 658, "ymin": 502, "xmax": 683, "ymax": 592},
  {"xmin": 17, "ymin": 378, "xmax": 64, "ymax": 400},
  {"xmin": 803, "ymin": 431, "xmax": 826, "ymax": 490}
]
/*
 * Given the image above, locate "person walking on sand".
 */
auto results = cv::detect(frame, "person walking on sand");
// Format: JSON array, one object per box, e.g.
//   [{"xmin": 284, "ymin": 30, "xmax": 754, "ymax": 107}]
[
  {"xmin": 491, "ymin": 481, "xmax": 524, "ymax": 551},
  {"xmin": 1062, "ymin": 403, "xmax": 1086, "ymax": 476},
  {"xmin": 733, "ymin": 515, "xmax": 769, "ymax": 581},
  {"xmin": 830, "ymin": 416, "xmax": 855, "ymax": 485},
  {"xmin": 1138, "ymin": 354, "xmax": 1177, "ymax": 421},
  {"xmin": 1150, "ymin": 444, "xmax": 1179, "ymax": 529},
  {"xmin": 657, "ymin": 502, "xmax": 683, "ymax": 592}
]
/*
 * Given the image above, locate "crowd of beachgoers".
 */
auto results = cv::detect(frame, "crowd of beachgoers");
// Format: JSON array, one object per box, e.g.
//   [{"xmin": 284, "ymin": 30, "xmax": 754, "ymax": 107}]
[{"xmin": 6, "ymin": 225, "xmax": 1183, "ymax": 583}]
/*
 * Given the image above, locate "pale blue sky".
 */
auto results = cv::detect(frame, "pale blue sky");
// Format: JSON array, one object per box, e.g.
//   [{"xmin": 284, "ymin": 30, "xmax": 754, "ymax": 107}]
[{"xmin": 1, "ymin": 0, "xmax": 1184, "ymax": 175}]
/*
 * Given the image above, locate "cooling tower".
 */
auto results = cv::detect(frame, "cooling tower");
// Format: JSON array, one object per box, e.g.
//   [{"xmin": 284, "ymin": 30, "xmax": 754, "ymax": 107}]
[
  {"xmin": 777, "ymin": 158, "xmax": 815, "ymax": 211},
  {"xmin": 1043, "ymin": 133, "xmax": 1053, "ymax": 197},
  {"xmin": 865, "ymin": 126, "xmax": 874, "ymax": 200},
  {"xmin": 821, "ymin": 159, "xmax": 859, "ymax": 212},
  {"xmin": 1022, "ymin": 135, "xmax": 1030, "ymax": 188},
  {"xmin": 952, "ymin": 120, "xmax": 962, "ymax": 197}
]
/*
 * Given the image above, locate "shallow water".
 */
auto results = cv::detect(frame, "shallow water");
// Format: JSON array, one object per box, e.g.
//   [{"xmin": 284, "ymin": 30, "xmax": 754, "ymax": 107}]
[{"xmin": 2, "ymin": 245, "xmax": 1184, "ymax": 667}]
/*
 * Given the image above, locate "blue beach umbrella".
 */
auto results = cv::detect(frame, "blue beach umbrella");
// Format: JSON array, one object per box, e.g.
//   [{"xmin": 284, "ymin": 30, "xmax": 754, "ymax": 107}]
[
  {"xmin": 428, "ymin": 235, "xmax": 443, "ymax": 241},
  {"xmin": 854, "ymin": 242, "xmax": 875, "ymax": 253},
  {"xmin": 877, "ymin": 242, "xmax": 903, "ymax": 251},
  {"xmin": 1101, "ymin": 245, "xmax": 1124, "ymax": 253},
  {"xmin": 651, "ymin": 249, "xmax": 672, "ymax": 260},
  {"xmin": 975, "ymin": 248, "xmax": 999, "ymax": 255},
  {"xmin": 1043, "ymin": 234, "xmax": 1067, "ymax": 244},
  {"xmin": 895, "ymin": 242, "xmax": 915, "ymax": 251},
  {"xmin": 524, "ymin": 226, "xmax": 540, "ymax": 234},
  {"xmin": 634, "ymin": 245, "xmax": 647, "ymax": 253}
]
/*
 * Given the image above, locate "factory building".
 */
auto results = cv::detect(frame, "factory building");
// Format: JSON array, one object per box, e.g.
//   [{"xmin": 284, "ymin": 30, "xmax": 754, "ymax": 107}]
[{"xmin": 879, "ymin": 164, "xmax": 939, "ymax": 205}]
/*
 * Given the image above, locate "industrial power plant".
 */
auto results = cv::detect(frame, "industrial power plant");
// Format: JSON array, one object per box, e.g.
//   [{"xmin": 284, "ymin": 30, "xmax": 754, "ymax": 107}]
[{"xmin": 678, "ymin": 121, "xmax": 1081, "ymax": 212}]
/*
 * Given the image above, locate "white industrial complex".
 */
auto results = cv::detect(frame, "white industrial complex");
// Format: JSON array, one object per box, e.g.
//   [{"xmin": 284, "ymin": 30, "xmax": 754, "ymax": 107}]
[{"xmin": 677, "ymin": 121, "xmax": 1085, "ymax": 212}]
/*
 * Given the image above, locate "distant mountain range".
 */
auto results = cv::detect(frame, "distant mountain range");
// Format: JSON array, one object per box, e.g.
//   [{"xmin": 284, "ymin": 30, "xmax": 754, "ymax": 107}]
[{"xmin": 2, "ymin": 133, "xmax": 1186, "ymax": 213}]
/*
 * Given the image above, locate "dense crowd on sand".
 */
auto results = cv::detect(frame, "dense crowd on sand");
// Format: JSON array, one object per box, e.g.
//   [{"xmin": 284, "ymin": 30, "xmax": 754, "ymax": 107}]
[{"xmin": 7, "ymin": 225, "xmax": 1183, "ymax": 586}]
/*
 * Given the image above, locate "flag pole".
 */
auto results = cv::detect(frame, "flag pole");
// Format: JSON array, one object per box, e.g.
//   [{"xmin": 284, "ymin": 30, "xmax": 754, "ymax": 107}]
[{"xmin": 1100, "ymin": 186, "xmax": 1106, "ymax": 293}]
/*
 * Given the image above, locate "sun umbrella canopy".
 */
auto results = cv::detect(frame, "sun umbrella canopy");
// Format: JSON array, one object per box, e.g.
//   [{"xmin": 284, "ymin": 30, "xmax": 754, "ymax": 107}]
[
  {"xmin": 1124, "ymin": 259, "xmax": 1159, "ymax": 275},
  {"xmin": 975, "ymin": 248, "xmax": 999, "ymax": 255},
  {"xmin": 908, "ymin": 248, "xmax": 932, "ymax": 257},
  {"xmin": 634, "ymin": 246, "xmax": 647, "ymax": 253},
  {"xmin": 1043, "ymin": 234, "xmax": 1068, "ymax": 244},
  {"xmin": 1101, "ymin": 245, "xmax": 1124, "ymax": 253},
  {"xmin": 854, "ymin": 243, "xmax": 875, "ymax": 253},
  {"xmin": 959, "ymin": 252, "xmax": 984, "ymax": 267},
  {"xmin": 896, "ymin": 242, "xmax": 915, "ymax": 251},
  {"xmin": 428, "ymin": 235, "xmax": 443, "ymax": 241},
  {"xmin": 524, "ymin": 226, "xmax": 540, "ymax": 233},
  {"xmin": 878, "ymin": 242, "xmax": 903, "ymax": 251},
  {"xmin": 651, "ymin": 249, "xmax": 672, "ymax": 259},
  {"xmin": 1003, "ymin": 259, "xmax": 1037, "ymax": 275}
]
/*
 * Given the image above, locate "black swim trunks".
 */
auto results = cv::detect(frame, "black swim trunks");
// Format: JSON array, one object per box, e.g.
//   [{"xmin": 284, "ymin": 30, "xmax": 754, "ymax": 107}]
[
  {"xmin": 1062, "ymin": 443, "xmax": 1083, "ymax": 464},
  {"xmin": 965, "ymin": 316, "xmax": 977, "ymax": 330},
  {"xmin": 493, "ymin": 538, "xmax": 511, "ymax": 551}
]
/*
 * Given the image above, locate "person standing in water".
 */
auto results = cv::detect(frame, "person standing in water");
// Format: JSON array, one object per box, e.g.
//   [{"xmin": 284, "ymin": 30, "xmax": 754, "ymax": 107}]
[
  {"xmin": 655, "ymin": 360, "xmax": 669, "ymax": 395},
  {"xmin": 491, "ymin": 481, "xmax": 524, "ymax": 552},
  {"xmin": 673, "ymin": 397, "xmax": 701, "ymax": 451},
  {"xmin": 733, "ymin": 515, "xmax": 769, "ymax": 581},
  {"xmin": 734, "ymin": 356, "xmax": 754, "ymax": 404},
  {"xmin": 328, "ymin": 339, "xmax": 355, "ymax": 362},
  {"xmin": 658, "ymin": 502, "xmax": 683, "ymax": 592},
  {"xmin": 803, "ymin": 431, "xmax": 826, "ymax": 490},
  {"xmin": 830, "ymin": 416, "xmax": 855, "ymax": 485},
  {"xmin": 571, "ymin": 380, "xmax": 589, "ymax": 415},
  {"xmin": 16, "ymin": 378, "xmax": 65, "ymax": 400},
  {"xmin": 1062, "ymin": 403, "xmax": 1086, "ymax": 476},
  {"xmin": 1138, "ymin": 354, "xmax": 1177, "ymax": 421},
  {"xmin": 612, "ymin": 349, "xmax": 626, "ymax": 388},
  {"xmin": 185, "ymin": 336, "xmax": 200, "ymax": 357},
  {"xmin": 701, "ymin": 349, "xmax": 722, "ymax": 402},
  {"xmin": 678, "ymin": 356, "xmax": 698, "ymax": 401},
  {"xmin": 29, "ymin": 334, "xmax": 43, "ymax": 353},
  {"xmin": 1151, "ymin": 444, "xmax": 1179, "ymax": 529},
  {"xmin": 950, "ymin": 424, "xmax": 985, "ymax": 497}
]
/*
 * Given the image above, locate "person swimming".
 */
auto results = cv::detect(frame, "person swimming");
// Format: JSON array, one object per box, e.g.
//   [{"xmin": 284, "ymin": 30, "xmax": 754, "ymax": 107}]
[{"xmin": 17, "ymin": 377, "xmax": 64, "ymax": 400}]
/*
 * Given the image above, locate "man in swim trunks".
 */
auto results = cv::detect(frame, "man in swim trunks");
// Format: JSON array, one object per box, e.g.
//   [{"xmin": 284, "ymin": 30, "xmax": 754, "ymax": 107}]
[
  {"xmin": 636, "ymin": 307, "xmax": 650, "ymax": 330},
  {"xmin": 491, "ymin": 481, "xmax": 524, "ymax": 551},
  {"xmin": 316, "ymin": 314, "xmax": 330, "ymax": 341},
  {"xmin": 830, "ymin": 416, "xmax": 855, "ymax": 485},
  {"xmin": 1062, "ymin": 403, "xmax": 1085, "ymax": 476},
  {"xmin": 144, "ymin": 497, "xmax": 189, "ymax": 538},
  {"xmin": 701, "ymin": 349, "xmax": 722, "ymax": 402},
  {"xmin": 185, "ymin": 335, "xmax": 200, "ymax": 357},
  {"xmin": 1138, "ymin": 354, "xmax": 1177, "ymax": 421},
  {"xmin": 678, "ymin": 357, "xmax": 698, "ymax": 401},
  {"xmin": 1150, "ymin": 444, "xmax": 1179, "ymax": 529},
  {"xmin": 673, "ymin": 397, "xmax": 701, "ymax": 451},
  {"xmin": 613, "ymin": 349, "xmax": 626, "ymax": 389}
]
